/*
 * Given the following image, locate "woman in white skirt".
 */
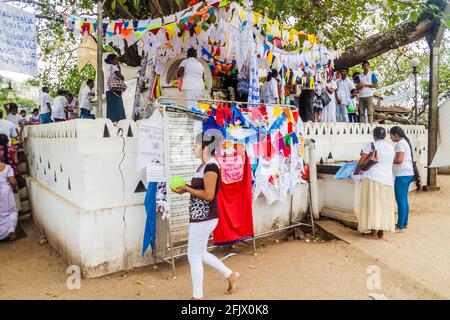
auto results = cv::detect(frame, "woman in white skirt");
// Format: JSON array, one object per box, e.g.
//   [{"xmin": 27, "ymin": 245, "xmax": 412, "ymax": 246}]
[{"xmin": 355, "ymin": 127, "xmax": 396, "ymax": 239}]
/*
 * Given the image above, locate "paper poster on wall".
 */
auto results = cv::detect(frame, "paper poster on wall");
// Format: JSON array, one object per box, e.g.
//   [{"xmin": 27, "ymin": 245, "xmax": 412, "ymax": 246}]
[
  {"xmin": 137, "ymin": 109, "xmax": 165, "ymax": 182},
  {"xmin": 0, "ymin": 4, "xmax": 37, "ymax": 76},
  {"xmin": 165, "ymin": 107, "xmax": 203, "ymax": 245}
]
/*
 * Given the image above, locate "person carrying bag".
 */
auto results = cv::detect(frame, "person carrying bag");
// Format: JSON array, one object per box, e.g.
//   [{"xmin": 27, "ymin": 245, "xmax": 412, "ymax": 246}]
[{"xmin": 105, "ymin": 54, "xmax": 127, "ymax": 123}]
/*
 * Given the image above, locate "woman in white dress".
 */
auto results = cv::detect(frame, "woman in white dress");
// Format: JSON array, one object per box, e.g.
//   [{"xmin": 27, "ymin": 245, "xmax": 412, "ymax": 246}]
[
  {"xmin": 323, "ymin": 74, "xmax": 337, "ymax": 122},
  {"xmin": 0, "ymin": 147, "xmax": 18, "ymax": 241},
  {"xmin": 355, "ymin": 127, "xmax": 396, "ymax": 239},
  {"xmin": 177, "ymin": 48, "xmax": 205, "ymax": 108}
]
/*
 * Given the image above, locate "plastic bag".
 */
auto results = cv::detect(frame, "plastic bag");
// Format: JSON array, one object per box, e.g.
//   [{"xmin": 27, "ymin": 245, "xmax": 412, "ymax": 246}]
[{"xmin": 334, "ymin": 161, "xmax": 358, "ymax": 180}]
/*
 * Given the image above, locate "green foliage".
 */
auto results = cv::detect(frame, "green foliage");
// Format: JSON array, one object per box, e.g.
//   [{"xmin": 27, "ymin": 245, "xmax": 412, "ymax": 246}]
[{"xmin": 9, "ymin": 0, "xmax": 449, "ymax": 110}]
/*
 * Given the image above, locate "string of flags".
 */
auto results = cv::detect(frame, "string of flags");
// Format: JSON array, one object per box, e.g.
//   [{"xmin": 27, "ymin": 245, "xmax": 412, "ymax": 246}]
[{"xmin": 65, "ymin": 0, "xmax": 341, "ymax": 74}]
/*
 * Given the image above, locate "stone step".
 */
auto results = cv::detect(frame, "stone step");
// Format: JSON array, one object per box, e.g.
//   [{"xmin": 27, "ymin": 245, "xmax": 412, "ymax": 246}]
[{"xmin": 320, "ymin": 206, "xmax": 358, "ymax": 229}]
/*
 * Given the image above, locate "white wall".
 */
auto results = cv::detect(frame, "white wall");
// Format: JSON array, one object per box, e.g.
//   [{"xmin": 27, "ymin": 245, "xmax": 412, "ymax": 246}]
[{"xmin": 24, "ymin": 120, "xmax": 427, "ymax": 277}]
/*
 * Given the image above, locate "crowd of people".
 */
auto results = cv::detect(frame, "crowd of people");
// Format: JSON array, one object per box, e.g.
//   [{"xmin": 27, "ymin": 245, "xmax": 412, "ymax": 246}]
[
  {"xmin": 37, "ymin": 80, "xmax": 96, "ymax": 125},
  {"xmin": 259, "ymin": 61, "xmax": 379, "ymax": 124}
]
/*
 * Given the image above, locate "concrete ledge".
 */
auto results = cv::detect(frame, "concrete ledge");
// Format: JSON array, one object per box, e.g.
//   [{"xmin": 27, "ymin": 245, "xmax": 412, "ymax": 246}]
[{"xmin": 320, "ymin": 207, "xmax": 358, "ymax": 229}]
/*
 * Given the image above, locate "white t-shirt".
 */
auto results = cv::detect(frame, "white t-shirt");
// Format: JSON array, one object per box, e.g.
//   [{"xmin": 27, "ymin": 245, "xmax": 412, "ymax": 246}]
[
  {"xmin": 362, "ymin": 140, "xmax": 395, "ymax": 186},
  {"xmin": 326, "ymin": 80, "xmax": 338, "ymax": 99},
  {"xmin": 6, "ymin": 113, "xmax": 19, "ymax": 126},
  {"xmin": 359, "ymin": 71, "xmax": 378, "ymax": 98},
  {"xmin": 261, "ymin": 78, "xmax": 279, "ymax": 104},
  {"xmin": 336, "ymin": 78, "xmax": 356, "ymax": 105},
  {"xmin": 38, "ymin": 92, "xmax": 53, "ymax": 114},
  {"xmin": 393, "ymin": 139, "xmax": 414, "ymax": 177},
  {"xmin": 180, "ymin": 57, "xmax": 205, "ymax": 91},
  {"xmin": 0, "ymin": 119, "xmax": 18, "ymax": 138},
  {"xmin": 80, "ymin": 87, "xmax": 94, "ymax": 111},
  {"xmin": 67, "ymin": 98, "xmax": 78, "ymax": 118},
  {"xmin": 18, "ymin": 115, "xmax": 29, "ymax": 125},
  {"xmin": 52, "ymin": 96, "xmax": 68, "ymax": 120}
]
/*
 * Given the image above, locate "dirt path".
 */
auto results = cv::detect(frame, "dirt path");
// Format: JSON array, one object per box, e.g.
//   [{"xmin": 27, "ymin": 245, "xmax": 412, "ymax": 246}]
[{"xmin": 1, "ymin": 176, "xmax": 449, "ymax": 300}]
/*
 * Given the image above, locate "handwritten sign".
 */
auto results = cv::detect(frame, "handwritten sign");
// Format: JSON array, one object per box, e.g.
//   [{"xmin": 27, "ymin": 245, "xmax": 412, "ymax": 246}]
[
  {"xmin": 218, "ymin": 155, "xmax": 244, "ymax": 184},
  {"xmin": 0, "ymin": 4, "xmax": 37, "ymax": 76}
]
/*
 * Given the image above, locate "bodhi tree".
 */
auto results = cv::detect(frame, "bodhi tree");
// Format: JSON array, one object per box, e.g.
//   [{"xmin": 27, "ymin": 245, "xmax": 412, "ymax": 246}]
[{"xmin": 5, "ymin": 0, "xmax": 449, "ymax": 100}]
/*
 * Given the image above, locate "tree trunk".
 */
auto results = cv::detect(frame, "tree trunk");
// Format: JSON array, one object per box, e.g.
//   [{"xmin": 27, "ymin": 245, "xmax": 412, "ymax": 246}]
[{"xmin": 334, "ymin": 0, "xmax": 448, "ymax": 69}]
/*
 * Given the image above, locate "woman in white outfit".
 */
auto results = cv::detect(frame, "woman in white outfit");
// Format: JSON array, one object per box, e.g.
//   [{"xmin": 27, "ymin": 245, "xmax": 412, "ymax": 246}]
[
  {"xmin": 171, "ymin": 133, "xmax": 239, "ymax": 299},
  {"xmin": 177, "ymin": 48, "xmax": 206, "ymax": 108},
  {"xmin": 355, "ymin": 127, "xmax": 396, "ymax": 239},
  {"xmin": 0, "ymin": 147, "xmax": 18, "ymax": 241},
  {"xmin": 323, "ymin": 74, "xmax": 337, "ymax": 122}
]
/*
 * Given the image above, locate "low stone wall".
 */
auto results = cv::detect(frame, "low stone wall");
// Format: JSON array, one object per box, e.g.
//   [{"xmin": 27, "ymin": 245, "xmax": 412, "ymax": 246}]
[{"xmin": 24, "ymin": 120, "xmax": 427, "ymax": 277}]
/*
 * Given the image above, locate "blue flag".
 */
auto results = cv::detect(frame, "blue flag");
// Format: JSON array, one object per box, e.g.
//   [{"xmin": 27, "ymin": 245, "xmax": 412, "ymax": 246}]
[{"xmin": 142, "ymin": 182, "xmax": 157, "ymax": 256}]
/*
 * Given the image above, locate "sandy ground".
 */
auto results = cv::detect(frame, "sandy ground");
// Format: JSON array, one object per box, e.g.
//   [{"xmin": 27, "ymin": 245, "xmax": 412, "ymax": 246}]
[{"xmin": 1, "ymin": 176, "xmax": 449, "ymax": 300}]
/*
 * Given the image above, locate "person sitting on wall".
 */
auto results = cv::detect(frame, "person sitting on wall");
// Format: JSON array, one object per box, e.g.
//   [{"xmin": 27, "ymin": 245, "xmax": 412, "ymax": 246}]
[
  {"xmin": 177, "ymin": 48, "xmax": 206, "ymax": 108},
  {"xmin": 29, "ymin": 108, "xmax": 40, "ymax": 125},
  {"xmin": 18, "ymin": 110, "xmax": 28, "ymax": 127}
]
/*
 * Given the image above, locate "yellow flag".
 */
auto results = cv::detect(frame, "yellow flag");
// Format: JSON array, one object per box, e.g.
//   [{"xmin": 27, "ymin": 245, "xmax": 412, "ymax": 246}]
[{"xmin": 273, "ymin": 106, "xmax": 283, "ymax": 117}]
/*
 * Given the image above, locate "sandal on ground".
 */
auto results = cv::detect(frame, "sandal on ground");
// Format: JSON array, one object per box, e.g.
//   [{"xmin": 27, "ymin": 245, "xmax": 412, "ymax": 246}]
[
  {"xmin": 9, "ymin": 232, "xmax": 17, "ymax": 241},
  {"xmin": 395, "ymin": 228, "xmax": 404, "ymax": 233}
]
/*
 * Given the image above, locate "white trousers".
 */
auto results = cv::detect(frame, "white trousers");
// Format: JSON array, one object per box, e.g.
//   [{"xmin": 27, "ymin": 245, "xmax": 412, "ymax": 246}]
[{"xmin": 188, "ymin": 219, "xmax": 232, "ymax": 298}]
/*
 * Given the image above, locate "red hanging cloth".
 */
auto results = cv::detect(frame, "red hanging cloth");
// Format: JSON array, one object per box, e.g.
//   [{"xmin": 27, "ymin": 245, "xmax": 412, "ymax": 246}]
[{"xmin": 213, "ymin": 153, "xmax": 254, "ymax": 245}]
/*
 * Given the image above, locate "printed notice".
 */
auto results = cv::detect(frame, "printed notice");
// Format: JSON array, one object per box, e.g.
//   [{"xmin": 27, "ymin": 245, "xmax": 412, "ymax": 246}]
[
  {"xmin": 165, "ymin": 109, "xmax": 202, "ymax": 245},
  {"xmin": 0, "ymin": 4, "xmax": 37, "ymax": 76}
]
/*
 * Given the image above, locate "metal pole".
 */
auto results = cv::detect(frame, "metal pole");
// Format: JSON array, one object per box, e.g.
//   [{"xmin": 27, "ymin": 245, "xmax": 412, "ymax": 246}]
[
  {"xmin": 414, "ymin": 67, "xmax": 418, "ymax": 126},
  {"xmin": 97, "ymin": 0, "xmax": 104, "ymax": 118}
]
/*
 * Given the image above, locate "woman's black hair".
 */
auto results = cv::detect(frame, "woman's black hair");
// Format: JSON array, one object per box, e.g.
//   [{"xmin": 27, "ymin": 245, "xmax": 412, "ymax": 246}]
[
  {"xmin": 7, "ymin": 103, "xmax": 18, "ymax": 111},
  {"xmin": 187, "ymin": 48, "xmax": 197, "ymax": 58},
  {"xmin": 390, "ymin": 126, "xmax": 421, "ymax": 190},
  {"xmin": 0, "ymin": 134, "xmax": 10, "ymax": 165},
  {"xmin": 105, "ymin": 53, "xmax": 117, "ymax": 64},
  {"xmin": 266, "ymin": 71, "xmax": 273, "ymax": 82},
  {"xmin": 373, "ymin": 127, "xmax": 386, "ymax": 141},
  {"xmin": 195, "ymin": 132, "xmax": 218, "ymax": 156},
  {"xmin": 271, "ymin": 69, "xmax": 279, "ymax": 78}
]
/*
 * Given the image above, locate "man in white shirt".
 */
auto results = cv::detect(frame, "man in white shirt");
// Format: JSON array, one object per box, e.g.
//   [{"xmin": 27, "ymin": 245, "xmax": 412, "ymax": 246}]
[
  {"xmin": 51, "ymin": 90, "xmax": 68, "ymax": 122},
  {"xmin": 356, "ymin": 61, "xmax": 379, "ymax": 123},
  {"xmin": 80, "ymin": 79, "xmax": 96, "ymax": 119},
  {"xmin": 336, "ymin": 68, "xmax": 356, "ymax": 123},
  {"xmin": 38, "ymin": 87, "xmax": 53, "ymax": 124},
  {"xmin": 177, "ymin": 48, "xmax": 205, "ymax": 108}
]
